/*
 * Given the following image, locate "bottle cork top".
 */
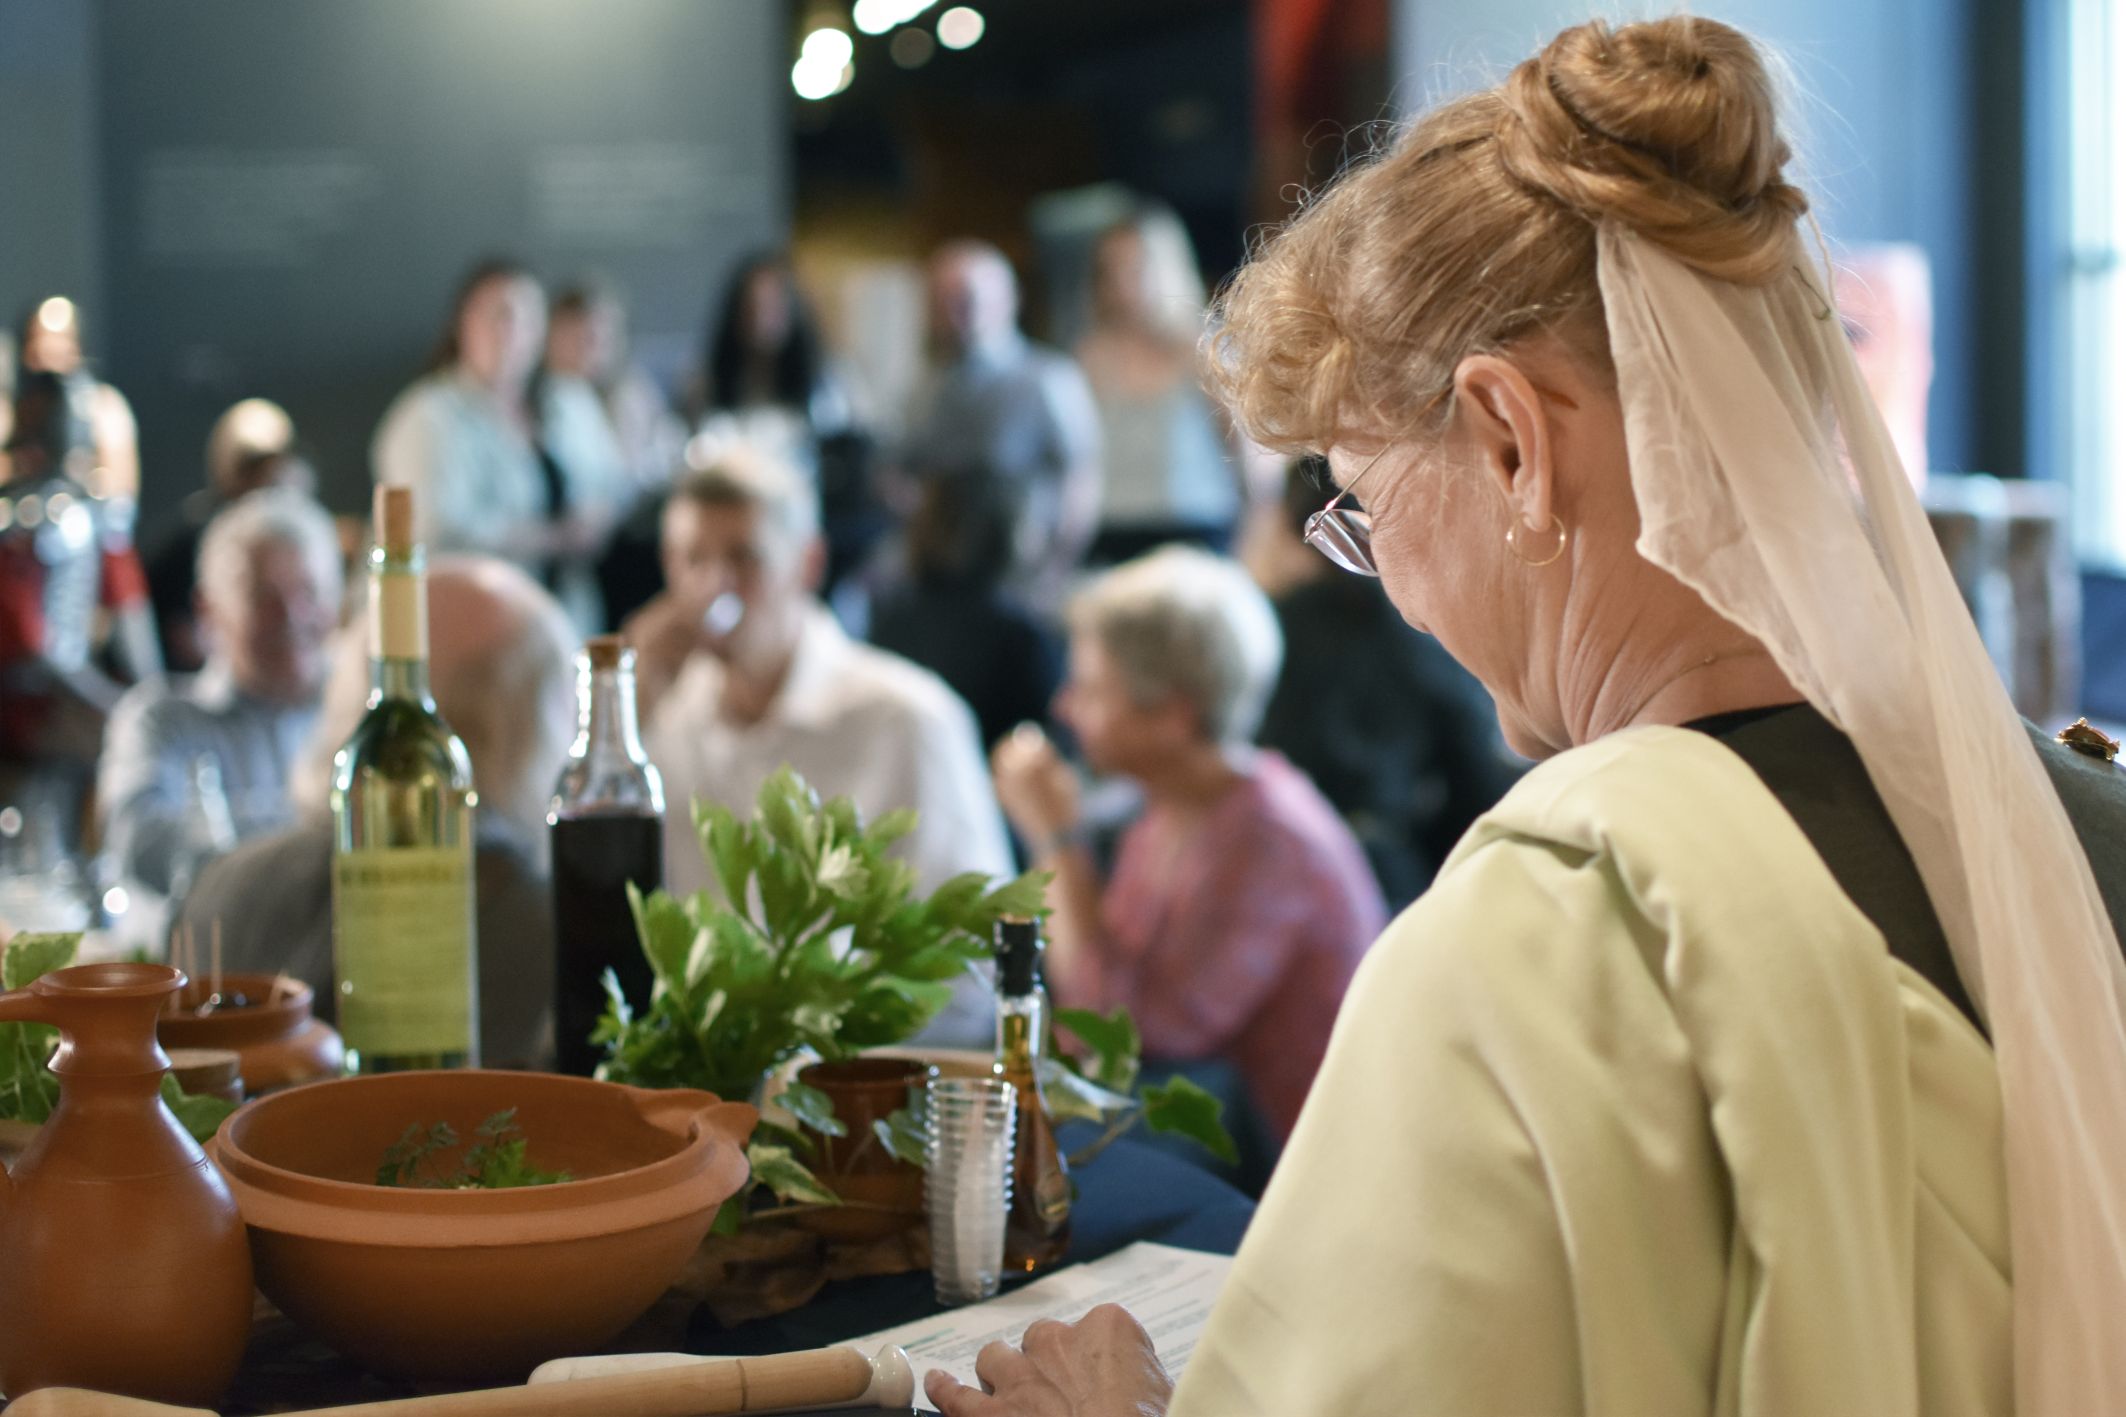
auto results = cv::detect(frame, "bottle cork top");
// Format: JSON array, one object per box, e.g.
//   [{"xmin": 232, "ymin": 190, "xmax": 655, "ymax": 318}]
[
  {"xmin": 374, "ymin": 485, "xmax": 416, "ymax": 557},
  {"xmin": 585, "ymin": 634, "xmax": 630, "ymax": 670},
  {"xmin": 996, "ymin": 916, "xmax": 1043, "ymax": 997}
]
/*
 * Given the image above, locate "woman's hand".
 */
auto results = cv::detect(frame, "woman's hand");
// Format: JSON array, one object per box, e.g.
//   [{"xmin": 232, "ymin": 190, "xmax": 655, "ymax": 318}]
[
  {"xmin": 991, "ymin": 724, "xmax": 1083, "ymax": 851},
  {"xmin": 925, "ymin": 1305, "xmax": 1174, "ymax": 1417}
]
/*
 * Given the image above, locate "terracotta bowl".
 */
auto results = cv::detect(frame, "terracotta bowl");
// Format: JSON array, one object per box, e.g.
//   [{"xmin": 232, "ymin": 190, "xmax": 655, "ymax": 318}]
[
  {"xmin": 158, "ymin": 971, "xmax": 343, "ymax": 1093},
  {"xmin": 210, "ymin": 1070, "xmax": 755, "ymax": 1382}
]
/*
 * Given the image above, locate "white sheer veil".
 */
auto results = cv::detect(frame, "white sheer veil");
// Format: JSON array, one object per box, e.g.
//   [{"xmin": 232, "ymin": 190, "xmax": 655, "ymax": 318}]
[{"xmin": 1596, "ymin": 222, "xmax": 2126, "ymax": 1412}]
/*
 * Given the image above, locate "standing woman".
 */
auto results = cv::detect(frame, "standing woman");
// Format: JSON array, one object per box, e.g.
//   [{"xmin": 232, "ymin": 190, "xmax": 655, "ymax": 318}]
[
  {"xmin": 372, "ymin": 259, "xmax": 623, "ymax": 632},
  {"xmin": 15, "ymin": 296, "xmax": 140, "ymax": 504},
  {"xmin": 929, "ymin": 16, "xmax": 2126, "ymax": 1417},
  {"xmin": 1075, "ymin": 207, "xmax": 1242, "ymax": 563}
]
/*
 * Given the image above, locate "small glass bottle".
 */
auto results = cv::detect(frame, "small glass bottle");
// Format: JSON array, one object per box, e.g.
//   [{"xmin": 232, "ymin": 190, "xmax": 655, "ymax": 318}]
[
  {"xmin": 548, "ymin": 635, "xmax": 664, "ymax": 1076},
  {"xmin": 994, "ymin": 916, "xmax": 1071, "ymax": 1271}
]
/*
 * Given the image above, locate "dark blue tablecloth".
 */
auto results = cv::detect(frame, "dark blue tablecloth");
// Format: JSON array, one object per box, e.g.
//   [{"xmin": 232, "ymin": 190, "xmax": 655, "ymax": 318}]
[{"xmin": 694, "ymin": 1130, "xmax": 1255, "ymax": 1360}]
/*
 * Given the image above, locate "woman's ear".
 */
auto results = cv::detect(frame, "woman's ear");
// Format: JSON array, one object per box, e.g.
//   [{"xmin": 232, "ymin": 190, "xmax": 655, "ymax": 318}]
[{"xmin": 1451, "ymin": 354, "xmax": 1555, "ymax": 534}]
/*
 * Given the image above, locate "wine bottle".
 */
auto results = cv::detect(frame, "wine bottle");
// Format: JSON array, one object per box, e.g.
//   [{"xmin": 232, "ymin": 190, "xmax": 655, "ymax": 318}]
[
  {"xmin": 995, "ymin": 916, "xmax": 1071, "ymax": 1271},
  {"xmin": 329, "ymin": 485, "xmax": 478, "ymax": 1073},
  {"xmin": 549, "ymin": 634, "xmax": 664, "ymax": 1076}
]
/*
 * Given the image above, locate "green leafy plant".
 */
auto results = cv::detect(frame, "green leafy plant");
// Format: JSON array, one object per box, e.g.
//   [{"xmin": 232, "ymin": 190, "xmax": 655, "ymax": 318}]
[
  {"xmin": 376, "ymin": 1108, "xmax": 572, "ymax": 1189},
  {"xmin": 594, "ymin": 767, "xmax": 1047, "ymax": 1216},
  {"xmin": 0, "ymin": 933, "xmax": 238, "ymax": 1144}
]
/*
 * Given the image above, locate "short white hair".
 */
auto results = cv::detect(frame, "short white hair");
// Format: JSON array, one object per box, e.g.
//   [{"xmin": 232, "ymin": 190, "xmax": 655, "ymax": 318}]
[
  {"xmin": 669, "ymin": 439, "xmax": 819, "ymax": 559},
  {"xmin": 196, "ymin": 487, "xmax": 342, "ymax": 615},
  {"xmin": 1069, "ymin": 545, "xmax": 1284, "ymax": 745}
]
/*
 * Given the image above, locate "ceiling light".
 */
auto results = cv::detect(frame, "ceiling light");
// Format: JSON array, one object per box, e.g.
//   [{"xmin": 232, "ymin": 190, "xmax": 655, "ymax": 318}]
[
  {"xmin": 937, "ymin": 6, "xmax": 984, "ymax": 49},
  {"xmin": 802, "ymin": 26, "xmax": 854, "ymax": 69},
  {"xmin": 792, "ymin": 53, "xmax": 853, "ymax": 100},
  {"xmin": 890, "ymin": 26, "xmax": 936, "ymax": 66}
]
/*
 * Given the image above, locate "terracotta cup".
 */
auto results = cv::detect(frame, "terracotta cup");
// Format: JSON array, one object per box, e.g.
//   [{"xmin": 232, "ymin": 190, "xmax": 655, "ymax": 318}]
[
  {"xmin": 0, "ymin": 963, "xmax": 254, "ymax": 1407},
  {"xmin": 793, "ymin": 1056, "xmax": 937, "ymax": 1243},
  {"xmin": 158, "ymin": 971, "xmax": 342, "ymax": 1094}
]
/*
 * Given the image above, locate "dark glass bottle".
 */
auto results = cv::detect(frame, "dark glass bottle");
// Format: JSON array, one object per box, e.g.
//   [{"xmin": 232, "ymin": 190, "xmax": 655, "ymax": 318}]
[
  {"xmin": 995, "ymin": 917, "xmax": 1071, "ymax": 1271},
  {"xmin": 548, "ymin": 635, "xmax": 664, "ymax": 1076}
]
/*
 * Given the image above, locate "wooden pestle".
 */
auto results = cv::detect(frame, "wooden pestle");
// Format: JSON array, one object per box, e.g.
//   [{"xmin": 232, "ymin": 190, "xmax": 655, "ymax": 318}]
[{"xmin": 6, "ymin": 1344, "xmax": 887, "ymax": 1417}]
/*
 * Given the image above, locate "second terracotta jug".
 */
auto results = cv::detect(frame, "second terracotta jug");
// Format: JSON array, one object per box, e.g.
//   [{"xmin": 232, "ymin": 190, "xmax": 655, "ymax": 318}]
[{"xmin": 0, "ymin": 962, "xmax": 254, "ymax": 1405}]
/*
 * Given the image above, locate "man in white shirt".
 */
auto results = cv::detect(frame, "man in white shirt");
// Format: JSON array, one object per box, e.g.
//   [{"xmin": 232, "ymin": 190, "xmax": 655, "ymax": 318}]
[{"xmin": 626, "ymin": 445, "xmax": 1013, "ymax": 1045}]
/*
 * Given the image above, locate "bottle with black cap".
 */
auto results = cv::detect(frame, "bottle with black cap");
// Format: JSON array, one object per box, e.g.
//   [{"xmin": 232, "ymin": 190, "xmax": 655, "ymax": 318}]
[{"xmin": 994, "ymin": 915, "xmax": 1072, "ymax": 1271}]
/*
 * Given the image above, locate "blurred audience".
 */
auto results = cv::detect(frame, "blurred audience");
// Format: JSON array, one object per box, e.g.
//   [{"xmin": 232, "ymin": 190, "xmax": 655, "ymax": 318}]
[
  {"xmin": 870, "ymin": 470, "xmax": 1063, "ymax": 751},
  {"xmin": 145, "ymin": 399, "xmax": 317, "ymax": 672},
  {"xmin": 545, "ymin": 280, "xmax": 686, "ymax": 499},
  {"xmin": 178, "ymin": 555, "xmax": 577, "ymax": 1070},
  {"xmin": 1255, "ymin": 459, "xmax": 1522, "ymax": 909},
  {"xmin": 689, "ymin": 252, "xmax": 880, "ymax": 605},
  {"xmin": 1075, "ymin": 208, "xmax": 1241, "ymax": 563},
  {"xmin": 98, "ymin": 488, "xmax": 340, "ymax": 899},
  {"xmin": 902, "ymin": 241, "xmax": 1102, "ymax": 610},
  {"xmin": 0, "ymin": 370, "xmax": 159, "ymax": 841},
  {"xmin": 991, "ymin": 547, "xmax": 1384, "ymax": 1156},
  {"xmin": 372, "ymin": 258, "xmax": 625, "ymax": 632},
  {"xmin": 624, "ymin": 446, "xmax": 1011, "ymax": 1045},
  {"xmin": 14, "ymin": 296, "xmax": 139, "ymax": 503}
]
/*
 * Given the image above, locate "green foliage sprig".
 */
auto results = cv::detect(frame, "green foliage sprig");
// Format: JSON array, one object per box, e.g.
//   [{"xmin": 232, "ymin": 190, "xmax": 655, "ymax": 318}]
[
  {"xmin": 376, "ymin": 1108, "xmax": 572, "ymax": 1189},
  {"xmin": 0, "ymin": 933, "xmax": 238, "ymax": 1144},
  {"xmin": 594, "ymin": 768, "xmax": 1048, "ymax": 1215}
]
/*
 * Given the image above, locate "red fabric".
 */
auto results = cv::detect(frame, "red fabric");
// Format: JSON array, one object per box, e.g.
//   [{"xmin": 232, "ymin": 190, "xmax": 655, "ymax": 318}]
[
  {"xmin": 100, "ymin": 544, "xmax": 147, "ymax": 610},
  {"xmin": 1063, "ymin": 752, "xmax": 1385, "ymax": 1138},
  {"xmin": 0, "ymin": 539, "xmax": 50, "ymax": 755}
]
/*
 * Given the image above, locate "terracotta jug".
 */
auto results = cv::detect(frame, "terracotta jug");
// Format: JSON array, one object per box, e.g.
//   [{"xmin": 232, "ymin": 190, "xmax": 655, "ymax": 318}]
[{"xmin": 0, "ymin": 963, "xmax": 254, "ymax": 1405}]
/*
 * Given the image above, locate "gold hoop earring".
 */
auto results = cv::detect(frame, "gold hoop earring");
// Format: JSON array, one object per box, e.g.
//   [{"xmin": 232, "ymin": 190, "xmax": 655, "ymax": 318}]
[{"xmin": 1505, "ymin": 513, "xmax": 1568, "ymax": 567}]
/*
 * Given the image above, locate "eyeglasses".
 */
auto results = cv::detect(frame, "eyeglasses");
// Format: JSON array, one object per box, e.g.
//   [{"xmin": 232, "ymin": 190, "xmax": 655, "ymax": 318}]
[
  {"xmin": 1301, "ymin": 380, "xmax": 1581, "ymax": 578},
  {"xmin": 1303, "ymin": 446, "xmax": 1389, "ymax": 577}
]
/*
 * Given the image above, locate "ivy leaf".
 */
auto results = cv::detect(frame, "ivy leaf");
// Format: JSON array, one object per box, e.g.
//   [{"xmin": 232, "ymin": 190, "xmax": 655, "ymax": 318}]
[
  {"xmin": 869, "ymin": 807, "xmax": 919, "ymax": 851},
  {"xmin": 777, "ymin": 1081, "xmax": 846, "ymax": 1139},
  {"xmin": 160, "ymin": 1081, "xmax": 240, "ymax": 1147},
  {"xmin": 1142, "ymin": 1075, "xmax": 1238, "ymax": 1166},
  {"xmin": 710, "ymin": 1191, "xmax": 749, "ymax": 1236},
  {"xmin": 747, "ymin": 1142, "xmax": 842, "ymax": 1207},
  {"xmin": 980, "ymin": 871, "xmax": 1052, "ymax": 922},
  {"xmin": 3, "ymin": 932, "xmax": 78, "ymax": 991},
  {"xmin": 1054, "ymin": 1007, "xmax": 1141, "ymax": 1092},
  {"xmin": 873, "ymin": 1106, "xmax": 930, "ymax": 1168}
]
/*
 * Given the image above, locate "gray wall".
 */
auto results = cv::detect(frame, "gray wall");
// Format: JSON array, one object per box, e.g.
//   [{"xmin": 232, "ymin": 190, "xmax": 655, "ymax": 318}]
[
  {"xmin": 58, "ymin": 0, "xmax": 788, "ymax": 537},
  {"xmin": 1390, "ymin": 0, "xmax": 1987, "ymax": 473},
  {"xmin": 0, "ymin": 0, "xmax": 104, "ymax": 352}
]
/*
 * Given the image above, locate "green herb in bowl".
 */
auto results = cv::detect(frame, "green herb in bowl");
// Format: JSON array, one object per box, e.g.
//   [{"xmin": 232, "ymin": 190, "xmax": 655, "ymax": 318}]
[{"xmin": 376, "ymin": 1107, "xmax": 572, "ymax": 1189}]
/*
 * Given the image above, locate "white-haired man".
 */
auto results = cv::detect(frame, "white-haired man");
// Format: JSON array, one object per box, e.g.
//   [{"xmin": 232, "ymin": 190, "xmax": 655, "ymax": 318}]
[
  {"xmin": 626, "ymin": 445, "xmax": 1013, "ymax": 1045},
  {"xmin": 98, "ymin": 486, "xmax": 342, "ymax": 898}
]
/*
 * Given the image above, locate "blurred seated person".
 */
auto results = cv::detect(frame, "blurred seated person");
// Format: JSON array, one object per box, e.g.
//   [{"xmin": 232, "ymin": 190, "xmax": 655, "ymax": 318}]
[
  {"xmin": 372, "ymin": 258, "xmax": 625, "ymax": 633},
  {"xmin": 870, "ymin": 471, "xmax": 1063, "ymax": 752},
  {"xmin": 902, "ymin": 241, "xmax": 1102, "ymax": 611},
  {"xmin": 624, "ymin": 446, "xmax": 1013, "ymax": 1045},
  {"xmin": 991, "ymin": 547, "xmax": 1384, "ymax": 1146},
  {"xmin": 1254, "ymin": 457, "xmax": 1522, "ymax": 908},
  {"xmin": 177, "ymin": 555, "xmax": 577, "ymax": 1069},
  {"xmin": 98, "ymin": 488, "xmax": 340, "ymax": 900},
  {"xmin": 0, "ymin": 370, "xmax": 159, "ymax": 835},
  {"xmin": 1076, "ymin": 206, "xmax": 1242, "ymax": 563},
  {"xmin": 15, "ymin": 296, "xmax": 139, "ymax": 503},
  {"xmin": 145, "ymin": 399, "xmax": 316, "ymax": 672},
  {"xmin": 545, "ymin": 280, "xmax": 686, "ymax": 500}
]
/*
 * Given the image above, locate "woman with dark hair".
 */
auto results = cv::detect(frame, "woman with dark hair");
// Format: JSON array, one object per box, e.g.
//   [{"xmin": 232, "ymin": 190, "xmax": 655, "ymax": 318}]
[
  {"xmin": 372, "ymin": 258, "xmax": 624, "ymax": 631},
  {"xmin": 692, "ymin": 252, "xmax": 875, "ymax": 597}
]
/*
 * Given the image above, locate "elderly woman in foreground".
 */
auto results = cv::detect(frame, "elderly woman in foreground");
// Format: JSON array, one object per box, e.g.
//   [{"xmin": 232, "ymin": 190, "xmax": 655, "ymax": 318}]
[
  {"xmin": 992, "ymin": 546, "xmax": 1383, "ymax": 1155},
  {"xmin": 930, "ymin": 15, "xmax": 2126, "ymax": 1417}
]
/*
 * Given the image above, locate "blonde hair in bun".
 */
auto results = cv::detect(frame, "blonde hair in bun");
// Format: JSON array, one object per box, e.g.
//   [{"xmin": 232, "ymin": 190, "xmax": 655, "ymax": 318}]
[{"xmin": 1209, "ymin": 15, "xmax": 1807, "ymax": 454}]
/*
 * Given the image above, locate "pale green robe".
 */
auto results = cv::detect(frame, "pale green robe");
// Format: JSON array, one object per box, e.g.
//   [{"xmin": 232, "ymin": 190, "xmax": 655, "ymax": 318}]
[{"xmin": 1173, "ymin": 727, "xmax": 2009, "ymax": 1417}]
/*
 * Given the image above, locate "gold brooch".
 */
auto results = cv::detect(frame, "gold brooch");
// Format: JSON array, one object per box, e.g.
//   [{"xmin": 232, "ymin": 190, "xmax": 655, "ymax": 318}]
[{"xmin": 2056, "ymin": 718, "xmax": 2122, "ymax": 763}]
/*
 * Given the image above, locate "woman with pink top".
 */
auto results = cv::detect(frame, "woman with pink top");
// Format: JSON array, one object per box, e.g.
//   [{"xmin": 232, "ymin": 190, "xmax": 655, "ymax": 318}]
[{"xmin": 991, "ymin": 545, "xmax": 1384, "ymax": 1157}]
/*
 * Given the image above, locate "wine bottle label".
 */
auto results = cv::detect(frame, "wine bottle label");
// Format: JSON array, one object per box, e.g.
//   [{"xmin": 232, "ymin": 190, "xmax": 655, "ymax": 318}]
[
  {"xmin": 371, "ymin": 569, "xmax": 428, "ymax": 663},
  {"xmin": 332, "ymin": 843, "xmax": 475, "ymax": 1056}
]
